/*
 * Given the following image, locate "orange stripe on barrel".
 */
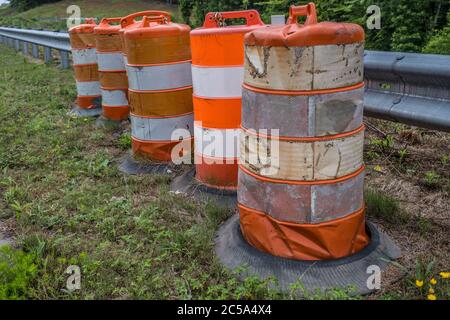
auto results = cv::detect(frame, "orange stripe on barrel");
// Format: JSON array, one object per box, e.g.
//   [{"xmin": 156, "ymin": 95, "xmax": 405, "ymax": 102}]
[
  {"xmin": 239, "ymin": 204, "xmax": 369, "ymax": 260},
  {"xmin": 103, "ymin": 105, "xmax": 130, "ymax": 121},
  {"xmin": 195, "ymin": 153, "xmax": 238, "ymax": 189},
  {"xmin": 95, "ymin": 33, "xmax": 123, "ymax": 53},
  {"xmin": 77, "ymin": 95, "xmax": 101, "ymax": 109},
  {"xmin": 98, "ymin": 71, "xmax": 128, "ymax": 89},
  {"xmin": 129, "ymin": 88, "xmax": 193, "ymax": 117},
  {"xmin": 193, "ymin": 96, "xmax": 241, "ymax": 129},
  {"xmin": 74, "ymin": 64, "xmax": 99, "ymax": 82},
  {"xmin": 125, "ymin": 33, "xmax": 191, "ymax": 65},
  {"xmin": 132, "ymin": 137, "xmax": 193, "ymax": 163}
]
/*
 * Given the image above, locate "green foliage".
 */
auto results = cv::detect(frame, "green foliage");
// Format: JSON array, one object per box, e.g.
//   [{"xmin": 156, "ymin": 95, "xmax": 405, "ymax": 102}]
[
  {"xmin": 180, "ymin": 0, "xmax": 256, "ymax": 27},
  {"xmin": 10, "ymin": 0, "xmax": 61, "ymax": 12},
  {"xmin": 118, "ymin": 132, "xmax": 132, "ymax": 150},
  {"xmin": 0, "ymin": 246, "xmax": 38, "ymax": 300},
  {"xmin": 179, "ymin": 0, "xmax": 450, "ymax": 54},
  {"xmin": 422, "ymin": 170, "xmax": 442, "ymax": 189},
  {"xmin": 423, "ymin": 10, "xmax": 450, "ymax": 54},
  {"xmin": 370, "ymin": 135, "xmax": 394, "ymax": 152},
  {"xmin": 408, "ymin": 259, "xmax": 450, "ymax": 300}
]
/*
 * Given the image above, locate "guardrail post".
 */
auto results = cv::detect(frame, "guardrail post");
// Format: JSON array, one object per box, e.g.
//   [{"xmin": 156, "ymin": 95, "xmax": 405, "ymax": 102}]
[
  {"xmin": 44, "ymin": 46, "xmax": 52, "ymax": 64},
  {"xmin": 31, "ymin": 44, "xmax": 39, "ymax": 58},
  {"xmin": 59, "ymin": 50, "xmax": 69, "ymax": 69},
  {"xmin": 22, "ymin": 42, "xmax": 29, "ymax": 55},
  {"xmin": 14, "ymin": 39, "xmax": 20, "ymax": 51}
]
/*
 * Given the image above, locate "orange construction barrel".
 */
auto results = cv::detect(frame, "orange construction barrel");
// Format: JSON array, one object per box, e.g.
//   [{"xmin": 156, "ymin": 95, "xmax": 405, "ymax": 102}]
[
  {"xmin": 215, "ymin": 3, "xmax": 401, "ymax": 295},
  {"xmin": 190, "ymin": 10, "xmax": 265, "ymax": 191},
  {"xmin": 69, "ymin": 19, "xmax": 102, "ymax": 116},
  {"xmin": 94, "ymin": 18, "xmax": 129, "ymax": 122},
  {"xmin": 239, "ymin": 2, "xmax": 369, "ymax": 261},
  {"xmin": 121, "ymin": 12, "xmax": 193, "ymax": 170}
]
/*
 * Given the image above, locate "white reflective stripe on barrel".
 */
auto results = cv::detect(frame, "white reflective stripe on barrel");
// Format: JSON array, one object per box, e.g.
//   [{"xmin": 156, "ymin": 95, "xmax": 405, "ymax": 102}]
[
  {"xmin": 240, "ymin": 129, "xmax": 364, "ymax": 181},
  {"xmin": 97, "ymin": 52, "xmax": 125, "ymax": 71},
  {"xmin": 238, "ymin": 167, "xmax": 365, "ymax": 224},
  {"xmin": 127, "ymin": 61, "xmax": 192, "ymax": 91},
  {"xmin": 131, "ymin": 113, "xmax": 194, "ymax": 141},
  {"xmin": 76, "ymin": 81, "xmax": 101, "ymax": 96},
  {"xmin": 194, "ymin": 125, "xmax": 240, "ymax": 159},
  {"xmin": 101, "ymin": 89, "xmax": 128, "ymax": 106},
  {"xmin": 72, "ymin": 48, "xmax": 97, "ymax": 65},
  {"xmin": 192, "ymin": 65, "xmax": 244, "ymax": 98},
  {"xmin": 244, "ymin": 43, "xmax": 364, "ymax": 91},
  {"xmin": 242, "ymin": 86, "xmax": 364, "ymax": 138}
]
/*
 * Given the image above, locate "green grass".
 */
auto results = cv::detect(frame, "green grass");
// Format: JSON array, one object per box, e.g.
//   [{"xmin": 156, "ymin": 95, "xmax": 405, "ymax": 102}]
[
  {"xmin": 365, "ymin": 189, "xmax": 407, "ymax": 224},
  {"xmin": 0, "ymin": 0, "xmax": 180, "ymax": 30},
  {"xmin": 0, "ymin": 46, "xmax": 304, "ymax": 300},
  {"xmin": 0, "ymin": 45, "xmax": 447, "ymax": 300}
]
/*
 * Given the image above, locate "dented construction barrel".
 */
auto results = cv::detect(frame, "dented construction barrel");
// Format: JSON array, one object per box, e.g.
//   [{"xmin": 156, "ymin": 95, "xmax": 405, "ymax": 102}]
[
  {"xmin": 239, "ymin": 3, "xmax": 369, "ymax": 260},
  {"xmin": 69, "ymin": 19, "xmax": 101, "ymax": 110},
  {"xmin": 190, "ymin": 10, "xmax": 265, "ymax": 190},
  {"xmin": 122, "ymin": 12, "xmax": 193, "ymax": 162},
  {"xmin": 94, "ymin": 18, "xmax": 129, "ymax": 121}
]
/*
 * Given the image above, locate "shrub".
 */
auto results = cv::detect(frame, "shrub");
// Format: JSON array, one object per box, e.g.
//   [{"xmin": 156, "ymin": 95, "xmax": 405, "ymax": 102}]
[{"xmin": 0, "ymin": 245, "xmax": 38, "ymax": 300}]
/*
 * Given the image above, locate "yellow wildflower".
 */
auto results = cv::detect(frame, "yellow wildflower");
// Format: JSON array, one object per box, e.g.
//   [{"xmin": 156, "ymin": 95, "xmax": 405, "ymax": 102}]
[
  {"xmin": 416, "ymin": 280, "xmax": 424, "ymax": 287},
  {"xmin": 430, "ymin": 278, "xmax": 437, "ymax": 285},
  {"xmin": 429, "ymin": 288, "xmax": 435, "ymax": 294},
  {"xmin": 439, "ymin": 272, "xmax": 450, "ymax": 279},
  {"xmin": 427, "ymin": 294, "xmax": 437, "ymax": 300},
  {"xmin": 374, "ymin": 165, "xmax": 383, "ymax": 172}
]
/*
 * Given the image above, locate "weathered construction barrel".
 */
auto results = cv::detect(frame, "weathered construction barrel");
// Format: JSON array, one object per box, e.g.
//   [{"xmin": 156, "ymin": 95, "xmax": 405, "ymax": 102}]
[
  {"xmin": 69, "ymin": 19, "xmax": 101, "ymax": 113},
  {"xmin": 190, "ymin": 10, "xmax": 265, "ymax": 191},
  {"xmin": 94, "ymin": 18, "xmax": 129, "ymax": 121},
  {"xmin": 120, "ymin": 11, "xmax": 168, "ymax": 66},
  {"xmin": 239, "ymin": 3, "xmax": 369, "ymax": 260},
  {"xmin": 122, "ymin": 12, "xmax": 193, "ymax": 163}
]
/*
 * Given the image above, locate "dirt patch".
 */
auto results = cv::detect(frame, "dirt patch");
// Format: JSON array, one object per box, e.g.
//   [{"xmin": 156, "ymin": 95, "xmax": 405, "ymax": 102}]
[{"xmin": 364, "ymin": 118, "xmax": 449, "ymax": 298}]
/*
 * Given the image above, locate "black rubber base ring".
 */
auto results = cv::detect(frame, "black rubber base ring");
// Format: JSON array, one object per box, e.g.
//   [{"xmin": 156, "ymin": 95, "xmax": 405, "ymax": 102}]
[
  {"xmin": 67, "ymin": 105, "xmax": 103, "ymax": 118},
  {"xmin": 215, "ymin": 214, "xmax": 402, "ymax": 296},
  {"xmin": 95, "ymin": 116, "xmax": 121, "ymax": 128},
  {"xmin": 118, "ymin": 153, "xmax": 172, "ymax": 175},
  {"xmin": 170, "ymin": 168, "xmax": 237, "ymax": 209}
]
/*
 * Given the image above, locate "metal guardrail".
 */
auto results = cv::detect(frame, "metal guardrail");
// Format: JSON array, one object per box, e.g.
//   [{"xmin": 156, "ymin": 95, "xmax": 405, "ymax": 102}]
[
  {"xmin": 0, "ymin": 27, "xmax": 449, "ymax": 132},
  {"xmin": 0, "ymin": 27, "xmax": 71, "ymax": 68},
  {"xmin": 364, "ymin": 51, "xmax": 450, "ymax": 132}
]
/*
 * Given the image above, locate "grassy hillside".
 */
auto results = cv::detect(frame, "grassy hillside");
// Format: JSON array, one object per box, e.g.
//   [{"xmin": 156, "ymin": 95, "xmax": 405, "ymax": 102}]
[{"xmin": 0, "ymin": 0, "xmax": 179, "ymax": 30}]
